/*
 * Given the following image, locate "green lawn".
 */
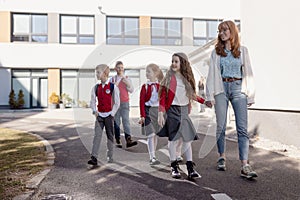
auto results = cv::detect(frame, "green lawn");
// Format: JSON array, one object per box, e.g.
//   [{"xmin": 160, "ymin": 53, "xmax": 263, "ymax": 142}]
[{"xmin": 0, "ymin": 128, "xmax": 48, "ymax": 199}]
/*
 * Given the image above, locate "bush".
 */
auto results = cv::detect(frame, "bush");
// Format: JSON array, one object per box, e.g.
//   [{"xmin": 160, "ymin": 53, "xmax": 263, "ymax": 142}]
[
  {"xmin": 16, "ymin": 90, "xmax": 25, "ymax": 109},
  {"xmin": 9, "ymin": 89, "xmax": 16, "ymax": 108},
  {"xmin": 8, "ymin": 89, "xmax": 25, "ymax": 109}
]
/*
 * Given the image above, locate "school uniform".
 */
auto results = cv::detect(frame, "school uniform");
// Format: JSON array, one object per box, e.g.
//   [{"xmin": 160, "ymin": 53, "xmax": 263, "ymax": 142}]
[
  {"xmin": 90, "ymin": 80, "xmax": 120, "ymax": 160},
  {"xmin": 158, "ymin": 74, "xmax": 205, "ymax": 142},
  {"xmin": 139, "ymin": 82, "xmax": 160, "ymax": 136}
]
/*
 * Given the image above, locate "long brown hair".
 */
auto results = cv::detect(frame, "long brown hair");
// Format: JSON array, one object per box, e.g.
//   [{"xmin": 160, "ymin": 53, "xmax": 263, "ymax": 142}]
[
  {"xmin": 146, "ymin": 63, "xmax": 164, "ymax": 82},
  {"xmin": 159, "ymin": 52, "xmax": 196, "ymax": 100},
  {"xmin": 215, "ymin": 20, "xmax": 240, "ymax": 58}
]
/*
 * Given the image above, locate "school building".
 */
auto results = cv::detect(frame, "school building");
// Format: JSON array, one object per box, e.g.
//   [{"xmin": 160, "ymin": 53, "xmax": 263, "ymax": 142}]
[
  {"xmin": 0, "ymin": 0, "xmax": 299, "ymax": 148},
  {"xmin": 0, "ymin": 0, "xmax": 241, "ymax": 108}
]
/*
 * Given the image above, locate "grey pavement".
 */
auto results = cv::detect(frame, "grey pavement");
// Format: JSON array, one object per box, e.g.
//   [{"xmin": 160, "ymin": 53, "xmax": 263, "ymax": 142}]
[{"xmin": 0, "ymin": 108, "xmax": 300, "ymax": 200}]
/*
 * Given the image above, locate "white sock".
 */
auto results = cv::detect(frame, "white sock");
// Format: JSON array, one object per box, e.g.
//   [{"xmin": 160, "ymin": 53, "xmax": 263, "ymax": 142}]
[
  {"xmin": 182, "ymin": 141, "xmax": 193, "ymax": 161},
  {"xmin": 176, "ymin": 138, "xmax": 183, "ymax": 158},
  {"xmin": 147, "ymin": 134, "xmax": 156, "ymax": 159},
  {"xmin": 168, "ymin": 140, "xmax": 177, "ymax": 161}
]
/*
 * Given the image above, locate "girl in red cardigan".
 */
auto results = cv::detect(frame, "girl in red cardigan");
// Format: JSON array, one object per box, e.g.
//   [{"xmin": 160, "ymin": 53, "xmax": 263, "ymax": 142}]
[
  {"xmin": 158, "ymin": 52, "xmax": 205, "ymax": 179},
  {"xmin": 139, "ymin": 63, "xmax": 164, "ymax": 165}
]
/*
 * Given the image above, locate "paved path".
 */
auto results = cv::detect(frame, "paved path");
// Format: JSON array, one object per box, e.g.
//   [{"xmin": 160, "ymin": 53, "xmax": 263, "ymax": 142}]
[{"xmin": 1, "ymin": 109, "xmax": 299, "ymax": 200}]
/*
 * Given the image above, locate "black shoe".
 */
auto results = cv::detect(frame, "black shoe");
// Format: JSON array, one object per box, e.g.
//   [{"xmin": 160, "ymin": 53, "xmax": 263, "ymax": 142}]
[
  {"xmin": 126, "ymin": 137, "xmax": 138, "ymax": 148},
  {"xmin": 116, "ymin": 138, "xmax": 122, "ymax": 148},
  {"xmin": 171, "ymin": 160, "xmax": 181, "ymax": 179},
  {"xmin": 217, "ymin": 157, "xmax": 226, "ymax": 171},
  {"xmin": 88, "ymin": 156, "xmax": 98, "ymax": 166},
  {"xmin": 186, "ymin": 161, "xmax": 201, "ymax": 179}
]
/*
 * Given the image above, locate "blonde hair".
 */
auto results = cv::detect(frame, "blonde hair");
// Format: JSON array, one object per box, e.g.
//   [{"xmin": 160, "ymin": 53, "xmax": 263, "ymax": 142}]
[
  {"xmin": 146, "ymin": 63, "xmax": 164, "ymax": 82},
  {"xmin": 159, "ymin": 52, "xmax": 196, "ymax": 100},
  {"xmin": 96, "ymin": 64, "xmax": 110, "ymax": 73}
]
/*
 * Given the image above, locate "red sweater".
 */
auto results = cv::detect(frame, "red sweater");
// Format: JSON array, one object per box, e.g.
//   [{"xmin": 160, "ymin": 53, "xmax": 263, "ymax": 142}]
[
  {"xmin": 159, "ymin": 75, "xmax": 205, "ymax": 113},
  {"xmin": 139, "ymin": 83, "xmax": 159, "ymax": 118},
  {"xmin": 111, "ymin": 76, "xmax": 129, "ymax": 103},
  {"xmin": 97, "ymin": 83, "xmax": 113, "ymax": 112}
]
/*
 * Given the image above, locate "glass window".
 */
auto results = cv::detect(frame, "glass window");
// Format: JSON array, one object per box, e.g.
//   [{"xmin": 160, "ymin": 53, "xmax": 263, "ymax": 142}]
[
  {"xmin": 61, "ymin": 16, "xmax": 77, "ymax": 34},
  {"xmin": 193, "ymin": 19, "xmax": 221, "ymax": 46},
  {"xmin": 151, "ymin": 18, "xmax": 182, "ymax": 46},
  {"xmin": 12, "ymin": 13, "xmax": 48, "ymax": 43},
  {"xmin": 32, "ymin": 15, "xmax": 47, "ymax": 34},
  {"xmin": 106, "ymin": 16, "xmax": 139, "ymax": 45},
  {"xmin": 193, "ymin": 20, "xmax": 206, "ymax": 37},
  {"xmin": 60, "ymin": 15, "xmax": 95, "ymax": 44}
]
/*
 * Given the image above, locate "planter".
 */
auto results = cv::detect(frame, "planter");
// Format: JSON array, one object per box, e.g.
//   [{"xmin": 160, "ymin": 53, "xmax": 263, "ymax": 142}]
[
  {"xmin": 49, "ymin": 103, "xmax": 58, "ymax": 109},
  {"xmin": 59, "ymin": 103, "xmax": 65, "ymax": 109}
]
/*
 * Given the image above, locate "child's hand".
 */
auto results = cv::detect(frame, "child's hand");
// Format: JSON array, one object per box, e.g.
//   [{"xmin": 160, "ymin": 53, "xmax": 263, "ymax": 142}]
[
  {"xmin": 94, "ymin": 111, "xmax": 99, "ymax": 117},
  {"xmin": 205, "ymin": 101, "xmax": 213, "ymax": 108},
  {"xmin": 138, "ymin": 117, "xmax": 145, "ymax": 125},
  {"xmin": 158, "ymin": 112, "xmax": 165, "ymax": 127}
]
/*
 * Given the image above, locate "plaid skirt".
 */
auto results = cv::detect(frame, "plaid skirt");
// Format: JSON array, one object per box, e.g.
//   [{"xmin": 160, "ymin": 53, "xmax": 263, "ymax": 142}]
[
  {"xmin": 141, "ymin": 106, "xmax": 160, "ymax": 136},
  {"xmin": 157, "ymin": 105, "xmax": 198, "ymax": 142}
]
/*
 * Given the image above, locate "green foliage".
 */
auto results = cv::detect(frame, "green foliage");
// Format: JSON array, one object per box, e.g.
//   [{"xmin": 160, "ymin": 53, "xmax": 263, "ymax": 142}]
[
  {"xmin": 8, "ymin": 89, "xmax": 25, "ymax": 109},
  {"xmin": 8, "ymin": 89, "xmax": 16, "ymax": 108},
  {"xmin": 17, "ymin": 90, "xmax": 25, "ymax": 108}
]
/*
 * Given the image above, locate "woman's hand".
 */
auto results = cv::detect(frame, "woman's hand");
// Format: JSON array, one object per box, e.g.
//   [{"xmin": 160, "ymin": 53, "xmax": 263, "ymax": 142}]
[
  {"xmin": 138, "ymin": 117, "xmax": 145, "ymax": 125},
  {"xmin": 158, "ymin": 112, "xmax": 165, "ymax": 127}
]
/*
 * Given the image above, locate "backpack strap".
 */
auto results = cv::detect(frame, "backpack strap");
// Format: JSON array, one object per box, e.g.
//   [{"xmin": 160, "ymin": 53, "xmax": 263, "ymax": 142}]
[
  {"xmin": 94, "ymin": 84, "xmax": 99, "ymax": 97},
  {"xmin": 95, "ymin": 83, "xmax": 114, "ymax": 97}
]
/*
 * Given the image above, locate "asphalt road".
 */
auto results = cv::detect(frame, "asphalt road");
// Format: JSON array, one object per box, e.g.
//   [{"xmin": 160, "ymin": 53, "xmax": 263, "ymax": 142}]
[{"xmin": 0, "ymin": 110, "xmax": 299, "ymax": 200}]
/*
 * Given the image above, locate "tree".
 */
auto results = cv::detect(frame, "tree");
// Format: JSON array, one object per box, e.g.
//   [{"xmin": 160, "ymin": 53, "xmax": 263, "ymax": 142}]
[
  {"xmin": 8, "ymin": 89, "xmax": 16, "ymax": 109},
  {"xmin": 17, "ymin": 89, "xmax": 25, "ymax": 109}
]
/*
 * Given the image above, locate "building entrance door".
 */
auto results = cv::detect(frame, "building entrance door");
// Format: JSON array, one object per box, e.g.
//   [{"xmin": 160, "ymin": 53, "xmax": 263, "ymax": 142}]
[{"xmin": 32, "ymin": 78, "xmax": 48, "ymax": 108}]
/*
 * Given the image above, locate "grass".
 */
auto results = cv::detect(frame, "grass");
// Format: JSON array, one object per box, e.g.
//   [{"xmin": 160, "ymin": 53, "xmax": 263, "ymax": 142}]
[{"xmin": 0, "ymin": 128, "xmax": 48, "ymax": 200}]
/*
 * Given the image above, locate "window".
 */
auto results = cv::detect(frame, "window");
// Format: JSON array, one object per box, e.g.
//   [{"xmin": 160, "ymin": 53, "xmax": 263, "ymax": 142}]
[
  {"xmin": 12, "ymin": 13, "xmax": 48, "ymax": 42},
  {"xmin": 193, "ymin": 19, "xmax": 241, "ymax": 46},
  {"xmin": 60, "ymin": 15, "xmax": 95, "ymax": 44},
  {"xmin": 193, "ymin": 19, "xmax": 220, "ymax": 46},
  {"xmin": 106, "ymin": 16, "xmax": 139, "ymax": 45},
  {"xmin": 151, "ymin": 18, "xmax": 182, "ymax": 45}
]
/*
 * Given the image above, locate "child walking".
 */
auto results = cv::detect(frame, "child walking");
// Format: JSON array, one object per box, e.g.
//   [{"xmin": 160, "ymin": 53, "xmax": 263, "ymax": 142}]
[
  {"xmin": 139, "ymin": 63, "xmax": 164, "ymax": 165},
  {"xmin": 158, "ymin": 52, "xmax": 205, "ymax": 179},
  {"xmin": 88, "ymin": 64, "xmax": 120, "ymax": 166}
]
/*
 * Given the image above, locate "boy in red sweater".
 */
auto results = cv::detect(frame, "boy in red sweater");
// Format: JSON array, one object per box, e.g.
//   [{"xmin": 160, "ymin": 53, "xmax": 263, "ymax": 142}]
[{"xmin": 88, "ymin": 64, "xmax": 120, "ymax": 166}]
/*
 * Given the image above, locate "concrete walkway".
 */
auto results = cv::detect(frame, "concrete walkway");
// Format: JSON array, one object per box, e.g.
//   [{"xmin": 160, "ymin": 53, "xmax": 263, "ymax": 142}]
[{"xmin": 1, "ymin": 108, "xmax": 299, "ymax": 200}]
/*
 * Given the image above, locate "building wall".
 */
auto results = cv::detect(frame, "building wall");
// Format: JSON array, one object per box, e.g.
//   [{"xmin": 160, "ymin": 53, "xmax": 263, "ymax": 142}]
[
  {"xmin": 241, "ymin": 1, "xmax": 300, "ymax": 148},
  {"xmin": 241, "ymin": 1, "xmax": 300, "ymax": 111},
  {"xmin": 48, "ymin": 69, "xmax": 60, "ymax": 97},
  {"xmin": 0, "ymin": 11, "xmax": 10, "ymax": 42}
]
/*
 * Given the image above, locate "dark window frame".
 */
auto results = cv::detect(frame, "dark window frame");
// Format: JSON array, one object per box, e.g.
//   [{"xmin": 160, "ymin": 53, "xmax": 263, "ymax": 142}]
[
  {"xmin": 11, "ymin": 12, "xmax": 48, "ymax": 43},
  {"xmin": 193, "ymin": 19, "xmax": 241, "ymax": 46},
  {"xmin": 60, "ymin": 14, "xmax": 95, "ymax": 44},
  {"xmin": 151, "ymin": 17, "xmax": 182, "ymax": 46},
  {"xmin": 106, "ymin": 16, "xmax": 139, "ymax": 45}
]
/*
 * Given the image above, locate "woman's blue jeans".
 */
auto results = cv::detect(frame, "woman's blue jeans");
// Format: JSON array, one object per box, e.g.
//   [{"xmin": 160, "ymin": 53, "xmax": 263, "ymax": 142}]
[{"xmin": 214, "ymin": 80, "xmax": 249, "ymax": 160}]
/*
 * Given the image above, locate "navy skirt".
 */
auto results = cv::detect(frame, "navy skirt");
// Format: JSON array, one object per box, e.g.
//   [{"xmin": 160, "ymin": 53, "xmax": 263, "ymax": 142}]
[{"xmin": 157, "ymin": 105, "xmax": 198, "ymax": 142}]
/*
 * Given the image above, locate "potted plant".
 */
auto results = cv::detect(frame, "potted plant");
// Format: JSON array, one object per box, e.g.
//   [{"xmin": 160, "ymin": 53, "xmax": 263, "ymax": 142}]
[
  {"xmin": 16, "ymin": 89, "xmax": 25, "ymax": 109},
  {"xmin": 60, "ymin": 93, "xmax": 72, "ymax": 108},
  {"xmin": 9, "ymin": 89, "xmax": 16, "ymax": 109},
  {"xmin": 49, "ymin": 92, "xmax": 60, "ymax": 109}
]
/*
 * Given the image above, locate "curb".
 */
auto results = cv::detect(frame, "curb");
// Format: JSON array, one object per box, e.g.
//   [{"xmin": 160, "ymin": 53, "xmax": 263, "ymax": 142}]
[{"xmin": 13, "ymin": 132, "xmax": 55, "ymax": 200}]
